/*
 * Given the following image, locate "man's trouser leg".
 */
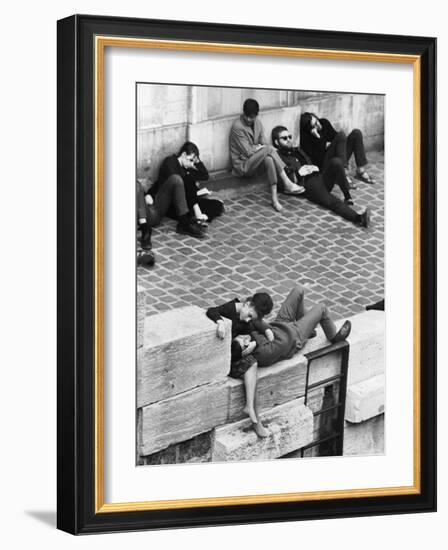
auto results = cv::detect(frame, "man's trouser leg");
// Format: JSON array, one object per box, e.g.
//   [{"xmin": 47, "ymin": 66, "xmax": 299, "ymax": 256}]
[
  {"xmin": 293, "ymin": 304, "xmax": 338, "ymax": 345},
  {"xmin": 346, "ymin": 129, "xmax": 368, "ymax": 168},
  {"xmin": 304, "ymin": 178, "xmax": 360, "ymax": 224},
  {"xmin": 150, "ymin": 174, "xmax": 189, "ymax": 226},
  {"xmin": 322, "ymin": 158, "xmax": 352, "ymax": 200},
  {"xmin": 275, "ymin": 285, "xmax": 306, "ymax": 323},
  {"xmin": 323, "ymin": 131, "xmax": 347, "ymax": 169},
  {"xmin": 137, "ymin": 183, "xmax": 147, "ymax": 221}
]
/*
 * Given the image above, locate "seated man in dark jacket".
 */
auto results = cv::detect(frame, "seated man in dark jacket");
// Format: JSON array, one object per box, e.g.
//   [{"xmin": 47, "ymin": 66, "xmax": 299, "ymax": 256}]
[
  {"xmin": 232, "ymin": 285, "xmax": 351, "ymax": 369},
  {"xmin": 144, "ymin": 142, "xmax": 209, "ymax": 239},
  {"xmin": 271, "ymin": 125, "xmax": 371, "ymax": 227}
]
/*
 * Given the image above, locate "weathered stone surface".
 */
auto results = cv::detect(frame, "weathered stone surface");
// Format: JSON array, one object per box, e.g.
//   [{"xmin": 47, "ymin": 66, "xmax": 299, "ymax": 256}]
[
  {"xmin": 138, "ymin": 432, "xmax": 212, "ymax": 465},
  {"xmin": 137, "ymin": 285, "xmax": 146, "ymax": 349},
  {"xmin": 345, "ymin": 374, "xmax": 385, "ymax": 423},
  {"xmin": 139, "ymin": 381, "xmax": 228, "ymax": 455},
  {"xmin": 343, "ymin": 414, "xmax": 385, "ymax": 456},
  {"xmin": 137, "ymin": 306, "xmax": 231, "ymax": 407},
  {"xmin": 301, "ymin": 311, "xmax": 385, "ymax": 386},
  {"xmin": 227, "ymin": 354, "xmax": 308, "ymax": 421},
  {"xmin": 211, "ymin": 400, "xmax": 313, "ymax": 462}
]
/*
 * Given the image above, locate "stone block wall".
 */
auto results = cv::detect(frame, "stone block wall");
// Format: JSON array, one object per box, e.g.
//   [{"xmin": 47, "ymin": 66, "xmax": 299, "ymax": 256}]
[
  {"xmin": 136, "ymin": 296, "xmax": 386, "ymax": 465},
  {"xmin": 137, "ymin": 84, "xmax": 384, "ymax": 179}
]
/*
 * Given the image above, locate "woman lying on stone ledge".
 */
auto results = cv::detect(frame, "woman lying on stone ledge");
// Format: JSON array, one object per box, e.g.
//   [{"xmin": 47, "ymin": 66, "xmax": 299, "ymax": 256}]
[
  {"xmin": 206, "ymin": 292, "xmax": 274, "ymax": 438},
  {"xmin": 231, "ymin": 285, "xmax": 352, "ymax": 437}
]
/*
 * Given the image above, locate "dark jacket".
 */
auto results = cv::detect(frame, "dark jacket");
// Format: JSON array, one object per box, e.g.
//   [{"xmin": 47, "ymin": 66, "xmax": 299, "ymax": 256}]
[
  {"xmin": 206, "ymin": 298, "xmax": 269, "ymax": 339},
  {"xmin": 299, "ymin": 117, "xmax": 337, "ymax": 169},
  {"xmin": 150, "ymin": 154, "xmax": 209, "ymax": 208}
]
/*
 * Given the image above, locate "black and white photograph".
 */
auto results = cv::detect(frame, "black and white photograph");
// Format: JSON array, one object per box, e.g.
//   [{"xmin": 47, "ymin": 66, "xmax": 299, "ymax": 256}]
[{"xmin": 136, "ymin": 83, "xmax": 385, "ymax": 465}]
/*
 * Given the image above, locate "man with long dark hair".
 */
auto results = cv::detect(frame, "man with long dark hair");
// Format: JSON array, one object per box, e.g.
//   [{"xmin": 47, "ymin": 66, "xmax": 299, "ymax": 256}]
[{"xmin": 300, "ymin": 112, "xmax": 375, "ymax": 184}]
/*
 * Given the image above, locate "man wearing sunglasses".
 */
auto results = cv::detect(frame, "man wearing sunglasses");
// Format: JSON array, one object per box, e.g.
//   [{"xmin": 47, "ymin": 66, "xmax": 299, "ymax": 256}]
[{"xmin": 271, "ymin": 125, "xmax": 371, "ymax": 228}]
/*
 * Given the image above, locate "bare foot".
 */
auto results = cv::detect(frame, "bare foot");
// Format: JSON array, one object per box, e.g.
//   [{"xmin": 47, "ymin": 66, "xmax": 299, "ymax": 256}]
[
  {"xmin": 253, "ymin": 421, "xmax": 269, "ymax": 438},
  {"xmin": 243, "ymin": 405, "xmax": 258, "ymax": 424},
  {"xmin": 272, "ymin": 200, "xmax": 283, "ymax": 212}
]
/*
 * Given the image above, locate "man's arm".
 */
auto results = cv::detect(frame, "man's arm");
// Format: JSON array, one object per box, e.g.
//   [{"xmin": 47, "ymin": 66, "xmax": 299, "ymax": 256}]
[
  {"xmin": 189, "ymin": 160, "xmax": 209, "ymax": 181},
  {"xmin": 230, "ymin": 126, "xmax": 258, "ymax": 158},
  {"xmin": 258, "ymin": 121, "xmax": 268, "ymax": 146}
]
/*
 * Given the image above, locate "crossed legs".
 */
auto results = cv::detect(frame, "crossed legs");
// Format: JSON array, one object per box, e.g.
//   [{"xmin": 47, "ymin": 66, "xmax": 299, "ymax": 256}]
[{"xmin": 276, "ymin": 285, "xmax": 338, "ymax": 345}]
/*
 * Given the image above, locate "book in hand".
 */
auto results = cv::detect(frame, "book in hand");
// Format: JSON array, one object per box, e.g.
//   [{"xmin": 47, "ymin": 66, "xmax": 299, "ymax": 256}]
[{"xmin": 197, "ymin": 187, "xmax": 211, "ymax": 197}]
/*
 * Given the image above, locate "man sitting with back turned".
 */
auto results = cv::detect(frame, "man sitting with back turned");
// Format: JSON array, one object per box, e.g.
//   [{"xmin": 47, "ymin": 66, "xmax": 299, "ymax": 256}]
[{"xmin": 229, "ymin": 98, "xmax": 305, "ymax": 212}]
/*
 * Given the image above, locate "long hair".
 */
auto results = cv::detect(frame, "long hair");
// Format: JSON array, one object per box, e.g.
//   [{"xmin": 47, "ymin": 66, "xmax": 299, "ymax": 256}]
[{"xmin": 300, "ymin": 112, "xmax": 318, "ymax": 135}]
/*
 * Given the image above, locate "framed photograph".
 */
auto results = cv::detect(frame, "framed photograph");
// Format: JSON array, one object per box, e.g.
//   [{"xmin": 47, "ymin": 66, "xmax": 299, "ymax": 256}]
[{"xmin": 57, "ymin": 14, "xmax": 436, "ymax": 534}]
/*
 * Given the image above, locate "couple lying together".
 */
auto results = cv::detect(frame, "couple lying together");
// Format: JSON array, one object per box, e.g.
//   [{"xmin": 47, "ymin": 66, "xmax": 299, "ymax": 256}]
[{"xmin": 206, "ymin": 284, "xmax": 352, "ymax": 437}]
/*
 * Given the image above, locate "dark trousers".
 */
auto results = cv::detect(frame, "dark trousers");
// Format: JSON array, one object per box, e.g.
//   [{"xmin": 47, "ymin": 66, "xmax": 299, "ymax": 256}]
[
  {"xmin": 323, "ymin": 129, "xmax": 368, "ymax": 169},
  {"xmin": 276, "ymin": 285, "xmax": 337, "ymax": 347},
  {"xmin": 304, "ymin": 174, "xmax": 360, "ymax": 224},
  {"xmin": 322, "ymin": 157, "xmax": 352, "ymax": 200},
  {"xmin": 148, "ymin": 174, "xmax": 189, "ymax": 227}
]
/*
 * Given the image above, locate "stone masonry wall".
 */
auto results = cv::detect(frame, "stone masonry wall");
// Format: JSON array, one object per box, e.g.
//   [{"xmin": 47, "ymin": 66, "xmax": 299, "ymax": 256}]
[
  {"xmin": 136, "ymin": 286, "xmax": 385, "ymax": 465},
  {"xmin": 137, "ymin": 85, "xmax": 384, "ymax": 179}
]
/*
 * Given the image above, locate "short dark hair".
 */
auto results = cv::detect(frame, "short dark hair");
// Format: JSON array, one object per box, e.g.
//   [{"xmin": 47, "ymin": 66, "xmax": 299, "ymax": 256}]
[
  {"xmin": 178, "ymin": 141, "xmax": 200, "ymax": 157},
  {"xmin": 300, "ymin": 112, "xmax": 318, "ymax": 134},
  {"xmin": 248, "ymin": 292, "xmax": 273, "ymax": 318},
  {"xmin": 243, "ymin": 98, "xmax": 260, "ymax": 118},
  {"xmin": 271, "ymin": 125, "xmax": 288, "ymax": 148}
]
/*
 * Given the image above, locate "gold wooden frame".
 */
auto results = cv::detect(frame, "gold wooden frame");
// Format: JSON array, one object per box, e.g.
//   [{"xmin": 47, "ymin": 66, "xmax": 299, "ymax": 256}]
[{"xmin": 94, "ymin": 36, "xmax": 422, "ymax": 514}]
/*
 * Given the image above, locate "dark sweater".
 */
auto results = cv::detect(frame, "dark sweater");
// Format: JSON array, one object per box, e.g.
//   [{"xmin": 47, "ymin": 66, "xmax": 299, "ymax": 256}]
[
  {"xmin": 206, "ymin": 298, "xmax": 269, "ymax": 339},
  {"xmin": 300, "ymin": 117, "xmax": 337, "ymax": 169},
  {"xmin": 251, "ymin": 322, "xmax": 298, "ymax": 367},
  {"xmin": 150, "ymin": 154, "xmax": 209, "ymax": 209}
]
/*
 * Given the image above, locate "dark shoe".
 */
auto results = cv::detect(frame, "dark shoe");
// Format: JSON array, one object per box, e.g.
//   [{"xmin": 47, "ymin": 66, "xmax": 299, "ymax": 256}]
[
  {"xmin": 332, "ymin": 320, "xmax": 352, "ymax": 343},
  {"xmin": 355, "ymin": 170, "xmax": 375, "ymax": 184},
  {"xmin": 359, "ymin": 207, "xmax": 371, "ymax": 228},
  {"xmin": 140, "ymin": 226, "xmax": 152, "ymax": 251},
  {"xmin": 137, "ymin": 250, "xmax": 155, "ymax": 267},
  {"xmin": 309, "ymin": 329, "xmax": 317, "ymax": 339},
  {"xmin": 366, "ymin": 299, "xmax": 385, "ymax": 311},
  {"xmin": 344, "ymin": 198, "xmax": 354, "ymax": 206},
  {"xmin": 176, "ymin": 220, "xmax": 206, "ymax": 239}
]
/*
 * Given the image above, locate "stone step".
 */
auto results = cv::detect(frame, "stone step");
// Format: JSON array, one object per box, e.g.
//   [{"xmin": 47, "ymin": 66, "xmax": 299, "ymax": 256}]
[
  {"xmin": 137, "ymin": 305, "xmax": 231, "ymax": 407},
  {"xmin": 345, "ymin": 374, "xmax": 385, "ymax": 423},
  {"xmin": 343, "ymin": 414, "xmax": 384, "ymax": 456},
  {"xmin": 211, "ymin": 400, "xmax": 313, "ymax": 462}
]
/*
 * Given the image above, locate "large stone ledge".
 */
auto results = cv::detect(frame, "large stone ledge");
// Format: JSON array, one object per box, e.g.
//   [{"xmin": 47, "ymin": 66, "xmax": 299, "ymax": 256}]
[
  {"xmin": 137, "ymin": 306, "xmax": 231, "ymax": 407},
  {"xmin": 139, "ymin": 380, "xmax": 229, "ymax": 456},
  {"xmin": 345, "ymin": 374, "xmax": 385, "ymax": 423},
  {"xmin": 137, "ymin": 307, "xmax": 385, "ymax": 460},
  {"xmin": 212, "ymin": 400, "xmax": 313, "ymax": 462}
]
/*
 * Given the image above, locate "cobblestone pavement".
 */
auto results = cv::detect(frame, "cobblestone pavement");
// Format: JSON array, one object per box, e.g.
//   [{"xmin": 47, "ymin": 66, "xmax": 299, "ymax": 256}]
[{"xmin": 138, "ymin": 152, "xmax": 384, "ymax": 321}]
